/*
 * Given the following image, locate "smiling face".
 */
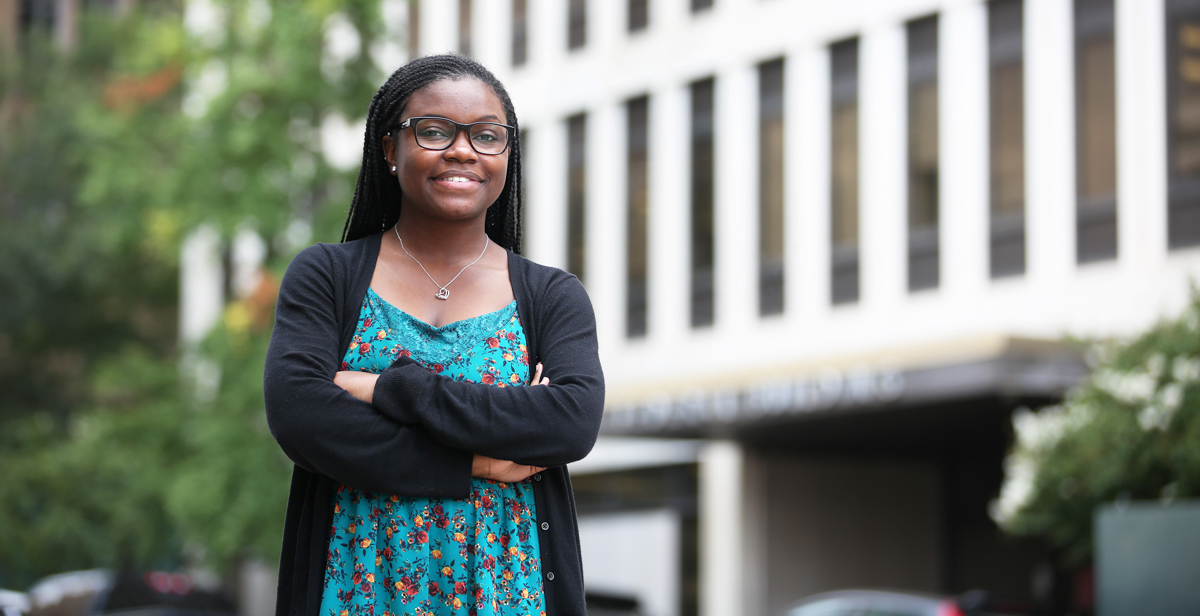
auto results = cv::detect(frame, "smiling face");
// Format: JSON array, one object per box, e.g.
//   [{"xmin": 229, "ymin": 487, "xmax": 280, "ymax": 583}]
[{"xmin": 384, "ymin": 77, "xmax": 510, "ymax": 225}]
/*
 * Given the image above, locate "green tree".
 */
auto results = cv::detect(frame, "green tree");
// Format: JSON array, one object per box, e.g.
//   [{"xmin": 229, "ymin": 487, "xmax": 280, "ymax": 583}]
[
  {"xmin": 994, "ymin": 292, "xmax": 1200, "ymax": 564},
  {"xmin": 0, "ymin": 0, "xmax": 393, "ymax": 585}
]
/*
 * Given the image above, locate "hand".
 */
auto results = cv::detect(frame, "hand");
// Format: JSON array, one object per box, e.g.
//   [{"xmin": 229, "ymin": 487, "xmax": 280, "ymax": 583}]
[
  {"xmin": 472, "ymin": 454, "xmax": 546, "ymax": 483},
  {"xmin": 529, "ymin": 362, "xmax": 549, "ymax": 386},
  {"xmin": 334, "ymin": 371, "xmax": 379, "ymax": 404}
]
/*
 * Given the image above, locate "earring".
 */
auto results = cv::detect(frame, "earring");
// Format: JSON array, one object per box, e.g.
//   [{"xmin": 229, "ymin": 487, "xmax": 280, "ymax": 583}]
[{"xmin": 391, "ymin": 165, "xmax": 397, "ymax": 172}]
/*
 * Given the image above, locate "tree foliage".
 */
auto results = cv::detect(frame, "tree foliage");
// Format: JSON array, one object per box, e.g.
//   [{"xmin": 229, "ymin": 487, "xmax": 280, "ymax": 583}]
[
  {"xmin": 994, "ymin": 292, "xmax": 1200, "ymax": 564},
  {"xmin": 0, "ymin": 0, "xmax": 394, "ymax": 586}
]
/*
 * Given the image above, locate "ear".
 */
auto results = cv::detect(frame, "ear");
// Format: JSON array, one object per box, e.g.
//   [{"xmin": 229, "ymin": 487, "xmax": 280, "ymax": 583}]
[{"xmin": 382, "ymin": 133, "xmax": 397, "ymax": 174}]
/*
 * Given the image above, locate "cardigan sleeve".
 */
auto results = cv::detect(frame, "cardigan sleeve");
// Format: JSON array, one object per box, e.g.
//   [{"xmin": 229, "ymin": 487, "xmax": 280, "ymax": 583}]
[
  {"xmin": 371, "ymin": 271, "xmax": 605, "ymax": 469},
  {"xmin": 264, "ymin": 244, "xmax": 474, "ymax": 498}
]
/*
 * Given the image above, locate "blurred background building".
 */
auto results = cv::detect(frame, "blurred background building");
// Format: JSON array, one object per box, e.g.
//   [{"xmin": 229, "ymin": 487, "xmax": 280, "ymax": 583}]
[
  {"xmin": 429, "ymin": 0, "xmax": 1200, "ymax": 615},
  {"xmin": 4, "ymin": 0, "xmax": 1200, "ymax": 615}
]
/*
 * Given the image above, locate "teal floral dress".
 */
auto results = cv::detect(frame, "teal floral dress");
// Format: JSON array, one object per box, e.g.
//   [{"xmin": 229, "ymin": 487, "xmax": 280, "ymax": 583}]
[{"xmin": 321, "ymin": 288, "xmax": 545, "ymax": 616}]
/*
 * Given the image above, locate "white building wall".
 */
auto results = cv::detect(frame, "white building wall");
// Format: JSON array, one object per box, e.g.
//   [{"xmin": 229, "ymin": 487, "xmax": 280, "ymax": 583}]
[{"xmin": 408, "ymin": 0, "xmax": 1200, "ymax": 613}]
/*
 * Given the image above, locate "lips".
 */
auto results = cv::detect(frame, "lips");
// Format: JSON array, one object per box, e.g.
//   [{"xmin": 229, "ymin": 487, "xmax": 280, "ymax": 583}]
[{"xmin": 432, "ymin": 170, "xmax": 482, "ymax": 184}]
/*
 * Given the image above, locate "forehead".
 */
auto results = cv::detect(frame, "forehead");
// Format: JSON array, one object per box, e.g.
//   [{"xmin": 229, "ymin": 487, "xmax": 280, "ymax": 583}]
[{"xmin": 403, "ymin": 78, "xmax": 507, "ymax": 124}]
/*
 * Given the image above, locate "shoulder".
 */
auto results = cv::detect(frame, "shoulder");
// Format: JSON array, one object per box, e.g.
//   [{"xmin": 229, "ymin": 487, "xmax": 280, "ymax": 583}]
[
  {"xmin": 284, "ymin": 235, "xmax": 378, "ymax": 284},
  {"xmin": 508, "ymin": 252, "xmax": 588, "ymax": 304}
]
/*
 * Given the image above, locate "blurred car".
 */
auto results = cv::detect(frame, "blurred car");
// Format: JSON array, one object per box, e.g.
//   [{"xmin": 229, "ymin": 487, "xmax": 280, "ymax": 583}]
[
  {"xmin": 25, "ymin": 570, "xmax": 233, "ymax": 616},
  {"xmin": 0, "ymin": 589, "xmax": 30, "ymax": 616},
  {"xmin": 783, "ymin": 589, "xmax": 1035, "ymax": 616}
]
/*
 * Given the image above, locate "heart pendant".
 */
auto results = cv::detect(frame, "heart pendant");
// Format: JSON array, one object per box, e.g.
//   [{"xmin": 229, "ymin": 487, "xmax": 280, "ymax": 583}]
[{"xmin": 435, "ymin": 288, "xmax": 450, "ymax": 300}]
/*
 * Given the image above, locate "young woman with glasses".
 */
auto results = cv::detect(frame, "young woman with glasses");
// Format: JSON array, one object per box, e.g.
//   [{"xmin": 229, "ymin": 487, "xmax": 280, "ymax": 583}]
[{"xmin": 264, "ymin": 54, "xmax": 605, "ymax": 616}]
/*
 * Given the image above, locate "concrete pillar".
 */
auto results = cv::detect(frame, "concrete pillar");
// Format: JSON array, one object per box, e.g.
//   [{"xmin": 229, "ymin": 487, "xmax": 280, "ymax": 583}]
[
  {"xmin": 1025, "ymin": 0, "xmax": 1076, "ymax": 288},
  {"xmin": 1116, "ymin": 0, "xmax": 1168, "ymax": 271},
  {"xmin": 788, "ymin": 44, "xmax": 830, "ymax": 324},
  {"xmin": 587, "ymin": 100, "xmax": 622, "ymax": 353},
  {"xmin": 714, "ymin": 63, "xmax": 757, "ymax": 336},
  {"xmin": 858, "ymin": 23, "xmax": 907, "ymax": 311},
  {"xmin": 648, "ymin": 84, "xmax": 690, "ymax": 346},
  {"xmin": 699, "ymin": 441, "xmax": 745, "ymax": 616},
  {"xmin": 939, "ymin": 1, "xmax": 989, "ymax": 300}
]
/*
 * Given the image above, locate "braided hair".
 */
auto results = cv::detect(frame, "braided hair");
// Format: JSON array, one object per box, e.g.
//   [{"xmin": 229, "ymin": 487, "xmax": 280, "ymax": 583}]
[{"xmin": 341, "ymin": 54, "xmax": 523, "ymax": 253}]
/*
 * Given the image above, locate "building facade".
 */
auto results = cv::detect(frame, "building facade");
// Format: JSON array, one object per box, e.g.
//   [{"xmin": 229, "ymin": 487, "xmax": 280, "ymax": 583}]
[{"xmin": 388, "ymin": 0, "xmax": 1200, "ymax": 614}]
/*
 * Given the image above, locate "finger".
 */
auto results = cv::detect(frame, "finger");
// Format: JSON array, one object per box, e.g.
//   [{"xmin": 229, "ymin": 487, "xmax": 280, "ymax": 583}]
[
  {"xmin": 530, "ymin": 362, "xmax": 543, "ymax": 385},
  {"xmin": 540, "ymin": 377, "xmax": 549, "ymax": 386}
]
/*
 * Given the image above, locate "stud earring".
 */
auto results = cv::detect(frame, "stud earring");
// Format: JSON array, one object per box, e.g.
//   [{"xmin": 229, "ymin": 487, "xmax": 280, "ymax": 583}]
[{"xmin": 391, "ymin": 165, "xmax": 397, "ymax": 172}]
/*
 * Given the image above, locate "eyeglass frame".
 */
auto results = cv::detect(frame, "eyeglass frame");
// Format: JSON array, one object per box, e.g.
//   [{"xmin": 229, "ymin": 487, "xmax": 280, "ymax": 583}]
[{"xmin": 397, "ymin": 116, "xmax": 516, "ymax": 156}]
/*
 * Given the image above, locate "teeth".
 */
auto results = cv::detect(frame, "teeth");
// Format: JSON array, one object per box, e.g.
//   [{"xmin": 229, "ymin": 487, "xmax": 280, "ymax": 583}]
[{"xmin": 442, "ymin": 176, "xmax": 473, "ymax": 183}]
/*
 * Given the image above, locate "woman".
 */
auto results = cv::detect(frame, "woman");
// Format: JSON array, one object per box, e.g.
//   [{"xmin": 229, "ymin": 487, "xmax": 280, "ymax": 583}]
[{"xmin": 264, "ymin": 54, "xmax": 604, "ymax": 616}]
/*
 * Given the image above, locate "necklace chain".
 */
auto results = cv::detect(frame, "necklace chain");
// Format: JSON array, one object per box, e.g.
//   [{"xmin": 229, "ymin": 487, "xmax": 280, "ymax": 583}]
[{"xmin": 394, "ymin": 227, "xmax": 489, "ymax": 300}]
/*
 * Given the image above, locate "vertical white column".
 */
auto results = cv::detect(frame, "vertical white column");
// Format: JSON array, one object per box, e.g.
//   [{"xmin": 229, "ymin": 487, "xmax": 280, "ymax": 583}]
[
  {"xmin": 859, "ymin": 23, "xmax": 908, "ymax": 312},
  {"xmin": 940, "ymin": 1, "xmax": 989, "ymax": 299},
  {"xmin": 648, "ymin": 85, "xmax": 690, "ymax": 346},
  {"xmin": 714, "ymin": 64, "xmax": 758, "ymax": 335},
  {"xmin": 1025, "ymin": 0, "xmax": 1076, "ymax": 287},
  {"xmin": 698, "ymin": 441, "xmax": 745, "ymax": 616},
  {"xmin": 180, "ymin": 225, "xmax": 224, "ymax": 345},
  {"xmin": 588, "ymin": 101, "xmax": 623, "ymax": 354},
  {"xmin": 472, "ymin": 0, "xmax": 507, "ymax": 71},
  {"xmin": 418, "ymin": 0, "xmax": 453, "ymax": 55},
  {"xmin": 526, "ymin": 120, "xmax": 567, "ymax": 270},
  {"xmin": 789, "ymin": 45, "xmax": 831, "ymax": 324},
  {"xmin": 1117, "ymin": 0, "xmax": 1168, "ymax": 271}
]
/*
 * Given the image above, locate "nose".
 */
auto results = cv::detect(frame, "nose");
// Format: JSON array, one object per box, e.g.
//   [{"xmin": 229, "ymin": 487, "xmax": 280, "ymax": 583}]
[{"xmin": 443, "ymin": 126, "xmax": 478, "ymax": 162}]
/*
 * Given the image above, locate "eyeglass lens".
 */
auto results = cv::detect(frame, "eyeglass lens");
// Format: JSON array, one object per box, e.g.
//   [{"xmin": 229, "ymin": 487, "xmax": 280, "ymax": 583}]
[{"xmin": 413, "ymin": 118, "xmax": 510, "ymax": 155}]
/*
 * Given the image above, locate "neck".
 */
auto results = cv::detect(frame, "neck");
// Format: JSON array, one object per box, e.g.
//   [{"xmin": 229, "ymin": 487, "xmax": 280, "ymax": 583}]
[{"xmin": 392, "ymin": 212, "xmax": 490, "ymax": 265}]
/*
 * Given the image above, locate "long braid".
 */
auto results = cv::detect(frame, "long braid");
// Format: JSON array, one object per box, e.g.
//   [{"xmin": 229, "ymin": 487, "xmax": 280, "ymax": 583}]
[{"xmin": 342, "ymin": 55, "xmax": 524, "ymax": 254}]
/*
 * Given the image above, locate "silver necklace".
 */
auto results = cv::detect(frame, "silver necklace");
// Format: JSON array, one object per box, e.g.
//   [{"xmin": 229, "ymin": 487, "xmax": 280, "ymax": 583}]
[{"xmin": 394, "ymin": 227, "xmax": 489, "ymax": 300}]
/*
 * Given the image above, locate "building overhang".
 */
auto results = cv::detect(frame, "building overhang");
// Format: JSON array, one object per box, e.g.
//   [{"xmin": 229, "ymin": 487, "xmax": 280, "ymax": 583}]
[{"xmin": 600, "ymin": 336, "xmax": 1087, "ymax": 439}]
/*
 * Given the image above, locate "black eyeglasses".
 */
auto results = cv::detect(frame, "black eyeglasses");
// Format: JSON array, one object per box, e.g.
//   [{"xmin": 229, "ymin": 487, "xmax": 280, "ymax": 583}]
[{"xmin": 398, "ymin": 116, "xmax": 514, "ymax": 155}]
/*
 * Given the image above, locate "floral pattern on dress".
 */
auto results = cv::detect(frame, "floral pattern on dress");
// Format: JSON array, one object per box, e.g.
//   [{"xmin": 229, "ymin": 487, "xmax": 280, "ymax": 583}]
[{"xmin": 321, "ymin": 288, "xmax": 543, "ymax": 616}]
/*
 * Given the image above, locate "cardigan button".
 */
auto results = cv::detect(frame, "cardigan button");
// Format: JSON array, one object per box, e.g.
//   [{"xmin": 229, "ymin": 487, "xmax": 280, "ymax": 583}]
[
  {"xmin": 533, "ymin": 473, "xmax": 542, "ymax": 481},
  {"xmin": 546, "ymin": 572, "xmax": 555, "ymax": 581},
  {"xmin": 541, "ymin": 522, "xmax": 549, "ymax": 531}
]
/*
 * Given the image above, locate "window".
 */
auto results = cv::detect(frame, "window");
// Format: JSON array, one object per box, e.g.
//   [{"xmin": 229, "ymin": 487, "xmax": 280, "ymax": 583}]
[
  {"xmin": 1076, "ymin": 0, "xmax": 1117, "ymax": 262},
  {"xmin": 759, "ymin": 58, "xmax": 785, "ymax": 316},
  {"xmin": 566, "ymin": 114, "xmax": 587, "ymax": 282},
  {"xmin": 830, "ymin": 38, "xmax": 860, "ymax": 305},
  {"xmin": 629, "ymin": 0, "xmax": 648, "ymax": 32},
  {"xmin": 1167, "ymin": 0, "xmax": 1200, "ymax": 248},
  {"xmin": 407, "ymin": 0, "xmax": 420, "ymax": 60},
  {"xmin": 457, "ymin": 0, "xmax": 471, "ymax": 57},
  {"xmin": 512, "ymin": 0, "xmax": 527, "ymax": 66},
  {"xmin": 568, "ymin": 0, "xmax": 586, "ymax": 50},
  {"xmin": 626, "ymin": 96, "xmax": 650, "ymax": 338},
  {"xmin": 907, "ymin": 16, "xmax": 939, "ymax": 291},
  {"xmin": 691, "ymin": 0, "xmax": 713, "ymax": 12},
  {"xmin": 989, "ymin": 0, "xmax": 1025, "ymax": 278},
  {"xmin": 690, "ymin": 78, "xmax": 716, "ymax": 327}
]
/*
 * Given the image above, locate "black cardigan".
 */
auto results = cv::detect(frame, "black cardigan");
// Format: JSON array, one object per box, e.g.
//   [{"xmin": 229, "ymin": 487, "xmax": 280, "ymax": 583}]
[{"xmin": 263, "ymin": 232, "xmax": 604, "ymax": 616}]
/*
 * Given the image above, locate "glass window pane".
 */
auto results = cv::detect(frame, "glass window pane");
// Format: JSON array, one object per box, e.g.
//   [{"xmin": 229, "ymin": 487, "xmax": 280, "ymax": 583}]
[
  {"xmin": 567, "ymin": 113, "xmax": 587, "ymax": 282},
  {"xmin": 626, "ymin": 96, "xmax": 649, "ymax": 338},
  {"xmin": 1168, "ymin": 0, "xmax": 1200, "ymax": 248},
  {"xmin": 691, "ymin": 78, "xmax": 715, "ymax": 328},
  {"xmin": 568, "ymin": 0, "xmax": 586, "ymax": 50},
  {"xmin": 759, "ymin": 58, "xmax": 785, "ymax": 316},
  {"xmin": 629, "ymin": 0, "xmax": 648, "ymax": 32},
  {"xmin": 831, "ymin": 38, "xmax": 860, "ymax": 306},
  {"xmin": 512, "ymin": 0, "xmax": 527, "ymax": 67},
  {"xmin": 1076, "ymin": 0, "xmax": 1117, "ymax": 263},
  {"xmin": 457, "ymin": 0, "xmax": 471, "ymax": 56},
  {"xmin": 907, "ymin": 15, "xmax": 939, "ymax": 292},
  {"xmin": 989, "ymin": 0, "xmax": 1026, "ymax": 278}
]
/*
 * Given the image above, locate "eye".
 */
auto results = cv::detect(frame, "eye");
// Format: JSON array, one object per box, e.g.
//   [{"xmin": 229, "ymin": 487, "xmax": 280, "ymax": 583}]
[{"xmin": 416, "ymin": 119, "xmax": 454, "ymax": 140}]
